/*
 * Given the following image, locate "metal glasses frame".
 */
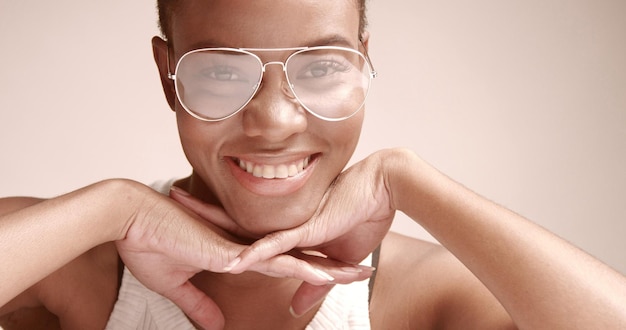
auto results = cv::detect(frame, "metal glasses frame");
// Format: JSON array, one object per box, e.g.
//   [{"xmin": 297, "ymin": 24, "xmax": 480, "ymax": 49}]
[{"xmin": 167, "ymin": 45, "xmax": 377, "ymax": 122}]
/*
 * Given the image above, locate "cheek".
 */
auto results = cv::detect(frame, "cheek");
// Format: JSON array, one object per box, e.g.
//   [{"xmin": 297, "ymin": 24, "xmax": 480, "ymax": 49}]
[
  {"xmin": 176, "ymin": 112, "xmax": 222, "ymax": 166},
  {"xmin": 330, "ymin": 111, "xmax": 364, "ymax": 154},
  {"xmin": 313, "ymin": 111, "xmax": 364, "ymax": 179},
  {"xmin": 177, "ymin": 113, "xmax": 201, "ymax": 159}
]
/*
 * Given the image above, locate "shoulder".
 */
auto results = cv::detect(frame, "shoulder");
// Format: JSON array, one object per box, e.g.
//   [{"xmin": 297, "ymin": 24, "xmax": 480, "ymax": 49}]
[
  {"xmin": 368, "ymin": 232, "xmax": 448, "ymax": 328},
  {"xmin": 1, "ymin": 196, "xmax": 122, "ymax": 329},
  {"xmin": 1, "ymin": 239, "xmax": 120, "ymax": 329},
  {"xmin": 37, "ymin": 242, "xmax": 120, "ymax": 328},
  {"xmin": 369, "ymin": 231, "xmax": 515, "ymax": 329}
]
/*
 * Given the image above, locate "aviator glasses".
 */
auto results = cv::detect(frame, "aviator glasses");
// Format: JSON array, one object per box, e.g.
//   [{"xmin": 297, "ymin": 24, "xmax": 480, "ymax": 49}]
[{"xmin": 168, "ymin": 46, "xmax": 376, "ymax": 122}]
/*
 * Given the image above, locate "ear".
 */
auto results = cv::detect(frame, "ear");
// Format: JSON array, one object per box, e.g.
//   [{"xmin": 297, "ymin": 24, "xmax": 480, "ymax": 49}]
[
  {"xmin": 360, "ymin": 30, "xmax": 370, "ymax": 51},
  {"xmin": 152, "ymin": 36, "xmax": 177, "ymax": 111}
]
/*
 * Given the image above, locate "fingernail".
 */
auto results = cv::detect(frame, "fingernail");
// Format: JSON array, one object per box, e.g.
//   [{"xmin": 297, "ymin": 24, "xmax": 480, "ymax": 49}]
[
  {"xmin": 301, "ymin": 250, "xmax": 328, "ymax": 258},
  {"xmin": 170, "ymin": 185, "xmax": 191, "ymax": 197},
  {"xmin": 340, "ymin": 266, "xmax": 363, "ymax": 273},
  {"xmin": 313, "ymin": 268, "xmax": 335, "ymax": 282},
  {"xmin": 340, "ymin": 265, "xmax": 376, "ymax": 274},
  {"xmin": 290, "ymin": 297, "xmax": 324, "ymax": 318},
  {"xmin": 289, "ymin": 286, "xmax": 333, "ymax": 318},
  {"xmin": 223, "ymin": 257, "xmax": 241, "ymax": 272},
  {"xmin": 289, "ymin": 306, "xmax": 301, "ymax": 318},
  {"xmin": 358, "ymin": 265, "xmax": 377, "ymax": 272}
]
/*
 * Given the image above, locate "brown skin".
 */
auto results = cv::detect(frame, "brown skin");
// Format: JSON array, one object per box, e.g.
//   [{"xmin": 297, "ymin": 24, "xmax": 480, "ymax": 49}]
[
  {"xmin": 371, "ymin": 233, "xmax": 515, "ymax": 329},
  {"xmin": 0, "ymin": 198, "xmax": 119, "ymax": 329},
  {"xmin": 0, "ymin": 0, "xmax": 516, "ymax": 329},
  {"xmin": 0, "ymin": 225, "xmax": 513, "ymax": 329},
  {"xmin": 167, "ymin": 0, "xmax": 365, "ymax": 235},
  {"xmin": 0, "ymin": 196, "xmax": 512, "ymax": 329}
]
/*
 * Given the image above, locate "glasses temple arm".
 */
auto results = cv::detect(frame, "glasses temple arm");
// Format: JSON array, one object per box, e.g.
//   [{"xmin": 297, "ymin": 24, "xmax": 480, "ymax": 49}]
[
  {"xmin": 359, "ymin": 39, "xmax": 378, "ymax": 78},
  {"xmin": 166, "ymin": 47, "xmax": 175, "ymax": 80}
]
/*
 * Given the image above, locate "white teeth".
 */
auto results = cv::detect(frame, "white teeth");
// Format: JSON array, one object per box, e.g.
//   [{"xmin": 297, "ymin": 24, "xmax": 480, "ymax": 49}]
[
  {"xmin": 288, "ymin": 164, "xmax": 298, "ymax": 176},
  {"xmin": 237, "ymin": 156, "xmax": 311, "ymax": 179},
  {"xmin": 275, "ymin": 164, "xmax": 289, "ymax": 179},
  {"xmin": 253, "ymin": 165, "xmax": 263, "ymax": 178},
  {"xmin": 262, "ymin": 165, "xmax": 274, "ymax": 179}
]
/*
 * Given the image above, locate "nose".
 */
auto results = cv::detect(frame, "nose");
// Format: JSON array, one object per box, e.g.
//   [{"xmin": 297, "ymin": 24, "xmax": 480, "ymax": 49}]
[{"xmin": 242, "ymin": 65, "xmax": 308, "ymax": 142}]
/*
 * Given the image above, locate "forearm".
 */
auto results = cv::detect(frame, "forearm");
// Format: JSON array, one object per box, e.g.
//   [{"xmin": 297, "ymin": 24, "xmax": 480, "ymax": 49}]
[
  {"xmin": 0, "ymin": 179, "xmax": 144, "ymax": 306},
  {"xmin": 386, "ymin": 148, "xmax": 626, "ymax": 328}
]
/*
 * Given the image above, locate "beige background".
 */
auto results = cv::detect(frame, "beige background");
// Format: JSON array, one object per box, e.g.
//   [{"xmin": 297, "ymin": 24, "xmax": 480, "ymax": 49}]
[{"xmin": 1, "ymin": 1, "xmax": 624, "ymax": 274}]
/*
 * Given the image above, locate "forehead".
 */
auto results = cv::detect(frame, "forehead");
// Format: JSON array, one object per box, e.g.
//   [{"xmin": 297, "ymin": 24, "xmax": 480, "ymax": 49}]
[{"xmin": 170, "ymin": 0, "xmax": 361, "ymax": 52}]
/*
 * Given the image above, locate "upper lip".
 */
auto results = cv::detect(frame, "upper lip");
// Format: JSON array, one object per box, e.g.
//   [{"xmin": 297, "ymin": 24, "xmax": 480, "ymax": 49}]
[
  {"xmin": 226, "ymin": 145, "xmax": 319, "ymax": 164},
  {"xmin": 231, "ymin": 153, "xmax": 314, "ymax": 165}
]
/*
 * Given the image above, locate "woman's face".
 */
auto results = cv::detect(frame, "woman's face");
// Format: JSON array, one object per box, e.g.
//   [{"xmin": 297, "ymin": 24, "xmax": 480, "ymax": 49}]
[{"xmin": 164, "ymin": 0, "xmax": 366, "ymax": 235}]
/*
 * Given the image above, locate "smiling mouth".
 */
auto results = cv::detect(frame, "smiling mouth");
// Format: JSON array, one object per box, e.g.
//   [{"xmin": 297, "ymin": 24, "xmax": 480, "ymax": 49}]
[{"xmin": 234, "ymin": 156, "xmax": 312, "ymax": 179}]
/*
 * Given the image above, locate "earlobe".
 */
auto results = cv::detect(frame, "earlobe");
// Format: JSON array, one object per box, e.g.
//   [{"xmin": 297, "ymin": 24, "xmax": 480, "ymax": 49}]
[{"xmin": 151, "ymin": 36, "xmax": 177, "ymax": 111}]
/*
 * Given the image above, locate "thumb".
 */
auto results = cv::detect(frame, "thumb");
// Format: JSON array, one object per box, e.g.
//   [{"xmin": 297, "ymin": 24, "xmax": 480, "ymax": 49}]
[
  {"xmin": 289, "ymin": 282, "xmax": 335, "ymax": 318},
  {"xmin": 165, "ymin": 281, "xmax": 225, "ymax": 330}
]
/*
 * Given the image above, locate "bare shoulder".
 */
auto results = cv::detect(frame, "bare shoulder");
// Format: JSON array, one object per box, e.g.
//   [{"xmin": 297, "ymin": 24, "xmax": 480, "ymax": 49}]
[
  {"xmin": 369, "ymin": 231, "xmax": 515, "ymax": 329},
  {"xmin": 368, "ymin": 232, "xmax": 449, "ymax": 328},
  {"xmin": 1, "ymin": 196, "xmax": 122, "ymax": 329},
  {"xmin": 39, "ymin": 242, "xmax": 120, "ymax": 328},
  {"xmin": 1, "ymin": 243, "xmax": 120, "ymax": 329}
]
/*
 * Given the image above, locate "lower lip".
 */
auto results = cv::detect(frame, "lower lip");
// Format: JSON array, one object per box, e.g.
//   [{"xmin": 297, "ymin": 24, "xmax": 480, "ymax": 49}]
[{"xmin": 226, "ymin": 156, "xmax": 318, "ymax": 197}]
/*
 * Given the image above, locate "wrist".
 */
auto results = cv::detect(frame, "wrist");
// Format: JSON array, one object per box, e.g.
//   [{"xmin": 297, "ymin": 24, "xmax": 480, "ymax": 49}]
[
  {"xmin": 378, "ymin": 148, "xmax": 445, "ymax": 219},
  {"xmin": 375, "ymin": 148, "xmax": 420, "ymax": 211},
  {"xmin": 91, "ymin": 179, "xmax": 155, "ymax": 243}
]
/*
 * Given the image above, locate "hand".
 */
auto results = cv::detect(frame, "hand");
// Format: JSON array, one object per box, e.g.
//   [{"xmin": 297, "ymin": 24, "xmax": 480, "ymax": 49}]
[
  {"xmin": 116, "ymin": 188, "xmax": 236, "ymax": 329},
  {"xmin": 198, "ymin": 151, "xmax": 396, "ymax": 315},
  {"xmin": 168, "ymin": 184, "xmax": 379, "ymax": 317},
  {"xmin": 237, "ymin": 152, "xmax": 394, "ymax": 315},
  {"xmin": 229, "ymin": 151, "xmax": 396, "ymax": 270},
  {"xmin": 167, "ymin": 187, "xmax": 377, "ymax": 280},
  {"xmin": 116, "ymin": 184, "xmax": 374, "ymax": 329}
]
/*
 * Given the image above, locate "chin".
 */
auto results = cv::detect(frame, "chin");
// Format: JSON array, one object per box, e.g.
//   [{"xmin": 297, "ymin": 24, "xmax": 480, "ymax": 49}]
[{"xmin": 230, "ymin": 202, "xmax": 318, "ymax": 237}]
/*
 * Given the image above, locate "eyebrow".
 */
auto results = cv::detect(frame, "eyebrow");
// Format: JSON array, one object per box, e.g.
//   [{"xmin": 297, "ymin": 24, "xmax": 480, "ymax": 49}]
[
  {"xmin": 183, "ymin": 34, "xmax": 356, "ymax": 53},
  {"xmin": 302, "ymin": 35, "xmax": 356, "ymax": 48}
]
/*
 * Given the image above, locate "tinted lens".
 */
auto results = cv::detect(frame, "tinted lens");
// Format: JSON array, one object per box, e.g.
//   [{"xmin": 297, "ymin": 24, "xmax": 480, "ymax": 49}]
[
  {"xmin": 286, "ymin": 47, "xmax": 372, "ymax": 120},
  {"xmin": 175, "ymin": 49, "xmax": 262, "ymax": 121}
]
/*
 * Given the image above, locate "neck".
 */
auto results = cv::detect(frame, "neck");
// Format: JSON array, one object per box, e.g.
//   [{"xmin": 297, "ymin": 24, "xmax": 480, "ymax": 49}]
[
  {"xmin": 193, "ymin": 268, "xmax": 297, "ymax": 292},
  {"xmin": 191, "ymin": 271, "xmax": 319, "ymax": 329}
]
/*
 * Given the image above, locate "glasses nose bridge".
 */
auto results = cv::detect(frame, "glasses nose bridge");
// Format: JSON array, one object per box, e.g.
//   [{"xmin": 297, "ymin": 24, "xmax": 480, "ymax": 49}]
[
  {"xmin": 259, "ymin": 60, "xmax": 294, "ymax": 95},
  {"xmin": 261, "ymin": 61, "xmax": 287, "ymax": 73}
]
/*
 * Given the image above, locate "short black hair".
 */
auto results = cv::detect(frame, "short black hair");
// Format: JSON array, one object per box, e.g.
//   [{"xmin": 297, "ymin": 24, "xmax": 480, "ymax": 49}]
[{"xmin": 156, "ymin": 0, "xmax": 369, "ymax": 43}]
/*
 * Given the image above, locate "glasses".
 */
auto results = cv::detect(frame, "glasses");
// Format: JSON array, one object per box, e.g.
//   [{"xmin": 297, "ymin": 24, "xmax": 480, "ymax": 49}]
[{"xmin": 168, "ymin": 46, "xmax": 377, "ymax": 122}]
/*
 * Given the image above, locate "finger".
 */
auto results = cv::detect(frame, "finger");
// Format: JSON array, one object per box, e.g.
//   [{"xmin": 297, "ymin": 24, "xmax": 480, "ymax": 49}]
[
  {"xmin": 247, "ymin": 253, "xmax": 373, "ymax": 286},
  {"xmin": 226, "ymin": 229, "xmax": 306, "ymax": 273},
  {"xmin": 292, "ymin": 250, "xmax": 375, "ymax": 284},
  {"xmin": 248, "ymin": 254, "xmax": 334, "ymax": 285},
  {"xmin": 321, "ymin": 264, "xmax": 374, "ymax": 285},
  {"xmin": 165, "ymin": 280, "xmax": 225, "ymax": 330},
  {"xmin": 228, "ymin": 210, "xmax": 354, "ymax": 273},
  {"xmin": 290, "ymin": 283, "xmax": 335, "ymax": 318},
  {"xmin": 169, "ymin": 186, "xmax": 242, "ymax": 235}
]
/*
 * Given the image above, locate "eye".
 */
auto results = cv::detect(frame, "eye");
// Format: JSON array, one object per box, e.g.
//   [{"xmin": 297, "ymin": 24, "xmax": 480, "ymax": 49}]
[
  {"xmin": 199, "ymin": 65, "xmax": 245, "ymax": 82},
  {"xmin": 296, "ymin": 60, "xmax": 350, "ymax": 79}
]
